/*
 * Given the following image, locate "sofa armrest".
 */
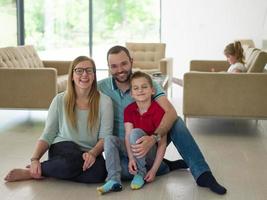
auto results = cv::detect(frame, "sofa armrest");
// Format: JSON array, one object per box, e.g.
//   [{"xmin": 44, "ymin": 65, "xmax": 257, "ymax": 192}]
[
  {"xmin": 160, "ymin": 57, "xmax": 173, "ymax": 76},
  {"xmin": 183, "ymin": 72, "xmax": 267, "ymax": 118},
  {"xmin": 0, "ymin": 68, "xmax": 57, "ymax": 109},
  {"xmin": 160, "ymin": 58, "xmax": 173, "ymax": 96},
  {"xmin": 43, "ymin": 60, "xmax": 71, "ymax": 75},
  {"xmin": 190, "ymin": 60, "xmax": 229, "ymax": 72}
]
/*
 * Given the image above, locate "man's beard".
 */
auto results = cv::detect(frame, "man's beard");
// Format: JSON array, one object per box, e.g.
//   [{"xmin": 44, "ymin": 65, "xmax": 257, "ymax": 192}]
[{"xmin": 113, "ymin": 69, "xmax": 132, "ymax": 83}]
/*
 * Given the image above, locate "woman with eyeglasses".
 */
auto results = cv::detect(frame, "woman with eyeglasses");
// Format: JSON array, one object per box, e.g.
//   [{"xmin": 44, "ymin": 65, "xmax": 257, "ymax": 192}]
[{"xmin": 4, "ymin": 56, "xmax": 113, "ymax": 183}]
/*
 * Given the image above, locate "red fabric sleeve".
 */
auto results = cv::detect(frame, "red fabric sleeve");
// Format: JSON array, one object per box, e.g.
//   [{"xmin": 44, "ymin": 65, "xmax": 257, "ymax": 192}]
[{"xmin": 124, "ymin": 104, "xmax": 133, "ymax": 123}]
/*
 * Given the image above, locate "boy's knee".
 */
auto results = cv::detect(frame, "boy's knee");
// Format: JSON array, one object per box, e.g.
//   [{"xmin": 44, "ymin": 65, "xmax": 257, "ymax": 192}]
[{"xmin": 129, "ymin": 128, "xmax": 145, "ymax": 145}]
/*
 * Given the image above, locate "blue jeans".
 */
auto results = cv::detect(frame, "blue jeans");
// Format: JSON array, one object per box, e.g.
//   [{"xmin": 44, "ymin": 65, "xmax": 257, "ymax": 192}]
[{"xmin": 167, "ymin": 117, "xmax": 210, "ymax": 179}]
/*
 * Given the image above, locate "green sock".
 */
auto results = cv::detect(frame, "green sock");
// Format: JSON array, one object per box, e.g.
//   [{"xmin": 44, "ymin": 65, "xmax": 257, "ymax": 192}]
[
  {"xmin": 97, "ymin": 180, "xmax": 122, "ymax": 195},
  {"xmin": 131, "ymin": 174, "xmax": 145, "ymax": 190}
]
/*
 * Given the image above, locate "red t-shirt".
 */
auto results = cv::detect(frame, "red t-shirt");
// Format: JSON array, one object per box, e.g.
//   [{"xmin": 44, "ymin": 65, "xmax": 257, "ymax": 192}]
[{"xmin": 124, "ymin": 101, "xmax": 165, "ymax": 135}]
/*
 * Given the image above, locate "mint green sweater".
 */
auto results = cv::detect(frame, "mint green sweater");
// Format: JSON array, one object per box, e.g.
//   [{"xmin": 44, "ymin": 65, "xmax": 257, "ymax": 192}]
[{"xmin": 40, "ymin": 92, "xmax": 113, "ymax": 151}]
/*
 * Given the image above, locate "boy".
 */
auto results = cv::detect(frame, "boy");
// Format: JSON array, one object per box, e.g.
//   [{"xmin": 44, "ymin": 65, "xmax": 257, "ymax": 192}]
[{"xmin": 124, "ymin": 71, "xmax": 167, "ymax": 189}]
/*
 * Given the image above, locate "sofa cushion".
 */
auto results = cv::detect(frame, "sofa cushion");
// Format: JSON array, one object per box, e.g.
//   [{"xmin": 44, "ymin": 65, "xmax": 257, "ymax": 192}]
[
  {"xmin": 0, "ymin": 45, "xmax": 44, "ymax": 69},
  {"xmin": 126, "ymin": 43, "xmax": 165, "ymax": 70},
  {"xmin": 57, "ymin": 74, "xmax": 68, "ymax": 93},
  {"xmin": 17, "ymin": 45, "xmax": 44, "ymax": 68},
  {"xmin": 243, "ymin": 48, "xmax": 267, "ymax": 73},
  {"xmin": 0, "ymin": 47, "xmax": 26, "ymax": 68}
]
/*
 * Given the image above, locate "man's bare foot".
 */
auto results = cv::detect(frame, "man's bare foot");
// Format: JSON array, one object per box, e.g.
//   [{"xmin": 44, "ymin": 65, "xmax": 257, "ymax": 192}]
[{"xmin": 4, "ymin": 169, "xmax": 33, "ymax": 182}]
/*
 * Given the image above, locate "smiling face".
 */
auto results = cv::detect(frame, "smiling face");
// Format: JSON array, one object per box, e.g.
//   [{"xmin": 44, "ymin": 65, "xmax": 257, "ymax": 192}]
[
  {"xmin": 131, "ymin": 77, "xmax": 155, "ymax": 102},
  {"xmin": 108, "ymin": 50, "xmax": 132, "ymax": 83},
  {"xmin": 72, "ymin": 60, "xmax": 95, "ymax": 91}
]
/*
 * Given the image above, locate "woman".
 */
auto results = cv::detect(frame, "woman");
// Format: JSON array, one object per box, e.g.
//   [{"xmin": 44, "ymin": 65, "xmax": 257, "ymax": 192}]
[{"xmin": 4, "ymin": 56, "xmax": 113, "ymax": 183}]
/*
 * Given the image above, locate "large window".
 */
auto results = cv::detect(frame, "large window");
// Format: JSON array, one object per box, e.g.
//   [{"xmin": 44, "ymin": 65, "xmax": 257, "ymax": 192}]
[
  {"xmin": 0, "ymin": 0, "xmax": 17, "ymax": 47},
  {"xmin": 93, "ymin": 0, "xmax": 160, "ymax": 68},
  {"xmin": 24, "ymin": 0, "xmax": 89, "ymax": 60},
  {"xmin": 23, "ymin": 0, "xmax": 160, "ymax": 69}
]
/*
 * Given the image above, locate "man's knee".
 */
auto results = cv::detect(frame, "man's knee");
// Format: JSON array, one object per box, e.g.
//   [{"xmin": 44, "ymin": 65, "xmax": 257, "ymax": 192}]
[{"xmin": 129, "ymin": 128, "xmax": 145, "ymax": 145}]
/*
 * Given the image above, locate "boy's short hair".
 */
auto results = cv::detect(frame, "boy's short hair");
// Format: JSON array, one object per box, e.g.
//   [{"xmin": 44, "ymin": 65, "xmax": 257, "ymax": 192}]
[{"xmin": 130, "ymin": 71, "xmax": 153, "ymax": 87}]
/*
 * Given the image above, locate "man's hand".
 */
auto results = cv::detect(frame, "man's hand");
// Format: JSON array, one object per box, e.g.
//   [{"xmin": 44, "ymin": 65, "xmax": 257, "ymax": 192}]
[
  {"xmin": 82, "ymin": 152, "xmax": 96, "ymax": 171},
  {"xmin": 131, "ymin": 135, "xmax": 156, "ymax": 158}
]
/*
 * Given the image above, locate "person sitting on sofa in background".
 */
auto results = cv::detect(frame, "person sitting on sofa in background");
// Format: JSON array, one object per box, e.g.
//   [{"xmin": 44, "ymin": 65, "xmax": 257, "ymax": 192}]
[
  {"xmin": 224, "ymin": 40, "xmax": 246, "ymax": 73},
  {"xmin": 98, "ymin": 45, "xmax": 227, "ymax": 195},
  {"xmin": 212, "ymin": 40, "xmax": 246, "ymax": 73},
  {"xmin": 4, "ymin": 56, "xmax": 113, "ymax": 184}
]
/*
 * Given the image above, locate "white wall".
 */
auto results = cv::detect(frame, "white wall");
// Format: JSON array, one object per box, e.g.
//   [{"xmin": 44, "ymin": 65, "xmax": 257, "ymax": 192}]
[{"xmin": 161, "ymin": 0, "xmax": 267, "ymax": 77}]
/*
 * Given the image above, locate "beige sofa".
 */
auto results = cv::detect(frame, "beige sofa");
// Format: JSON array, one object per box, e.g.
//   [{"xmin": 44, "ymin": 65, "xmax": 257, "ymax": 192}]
[
  {"xmin": 183, "ymin": 48, "xmax": 267, "ymax": 121},
  {"xmin": 126, "ymin": 42, "xmax": 173, "ymax": 95},
  {"xmin": 125, "ymin": 42, "xmax": 173, "ymax": 76},
  {"xmin": 0, "ymin": 45, "xmax": 70, "ymax": 109}
]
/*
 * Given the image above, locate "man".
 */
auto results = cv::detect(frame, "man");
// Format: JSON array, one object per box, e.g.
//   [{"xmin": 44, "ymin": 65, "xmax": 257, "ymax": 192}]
[{"xmin": 98, "ymin": 45, "xmax": 227, "ymax": 195}]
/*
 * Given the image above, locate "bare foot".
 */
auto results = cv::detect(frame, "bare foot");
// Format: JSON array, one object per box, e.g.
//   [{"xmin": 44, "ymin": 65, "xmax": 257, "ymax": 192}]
[{"xmin": 4, "ymin": 169, "xmax": 33, "ymax": 182}]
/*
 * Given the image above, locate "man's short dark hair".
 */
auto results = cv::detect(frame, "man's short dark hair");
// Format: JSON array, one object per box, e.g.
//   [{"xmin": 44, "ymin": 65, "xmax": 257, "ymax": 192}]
[{"xmin": 107, "ymin": 45, "xmax": 132, "ymax": 63}]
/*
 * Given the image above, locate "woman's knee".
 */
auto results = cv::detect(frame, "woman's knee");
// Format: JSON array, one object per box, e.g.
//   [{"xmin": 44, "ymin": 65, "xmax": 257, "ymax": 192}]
[{"xmin": 42, "ymin": 156, "xmax": 82, "ymax": 179}]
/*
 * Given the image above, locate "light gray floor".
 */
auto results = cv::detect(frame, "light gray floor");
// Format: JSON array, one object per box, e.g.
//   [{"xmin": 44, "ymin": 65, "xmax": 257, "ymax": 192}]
[{"xmin": 0, "ymin": 84, "xmax": 267, "ymax": 200}]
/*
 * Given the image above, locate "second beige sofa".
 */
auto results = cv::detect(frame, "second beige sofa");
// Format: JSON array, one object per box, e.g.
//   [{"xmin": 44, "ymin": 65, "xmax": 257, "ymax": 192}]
[{"xmin": 183, "ymin": 48, "xmax": 267, "ymax": 121}]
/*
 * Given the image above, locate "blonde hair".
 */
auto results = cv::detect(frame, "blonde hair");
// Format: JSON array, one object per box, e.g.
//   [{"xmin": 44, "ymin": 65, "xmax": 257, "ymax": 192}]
[
  {"xmin": 224, "ymin": 41, "xmax": 245, "ymax": 64},
  {"xmin": 64, "ymin": 56, "xmax": 100, "ymax": 131}
]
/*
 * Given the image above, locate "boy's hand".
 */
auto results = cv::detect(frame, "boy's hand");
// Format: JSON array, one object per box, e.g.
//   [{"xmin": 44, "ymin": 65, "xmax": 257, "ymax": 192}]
[
  {"xmin": 144, "ymin": 168, "xmax": 156, "ymax": 183},
  {"xmin": 131, "ymin": 135, "xmax": 156, "ymax": 158},
  {"xmin": 128, "ymin": 159, "xmax": 137, "ymax": 175}
]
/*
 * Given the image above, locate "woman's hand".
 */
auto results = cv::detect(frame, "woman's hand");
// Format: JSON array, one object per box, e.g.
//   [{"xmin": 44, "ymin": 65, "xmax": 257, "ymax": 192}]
[
  {"xmin": 144, "ymin": 168, "xmax": 157, "ymax": 183},
  {"xmin": 128, "ymin": 159, "xmax": 137, "ymax": 175},
  {"xmin": 30, "ymin": 160, "xmax": 42, "ymax": 179},
  {"xmin": 82, "ymin": 152, "xmax": 96, "ymax": 171}
]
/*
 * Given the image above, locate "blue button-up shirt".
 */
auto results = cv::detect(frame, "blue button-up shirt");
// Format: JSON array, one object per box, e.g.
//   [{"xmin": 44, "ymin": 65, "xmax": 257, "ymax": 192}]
[{"xmin": 98, "ymin": 77, "xmax": 165, "ymax": 139}]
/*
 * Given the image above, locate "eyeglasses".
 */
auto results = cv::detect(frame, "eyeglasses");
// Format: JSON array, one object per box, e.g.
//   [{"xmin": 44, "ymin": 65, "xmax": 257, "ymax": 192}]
[{"xmin": 73, "ymin": 68, "xmax": 94, "ymax": 75}]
